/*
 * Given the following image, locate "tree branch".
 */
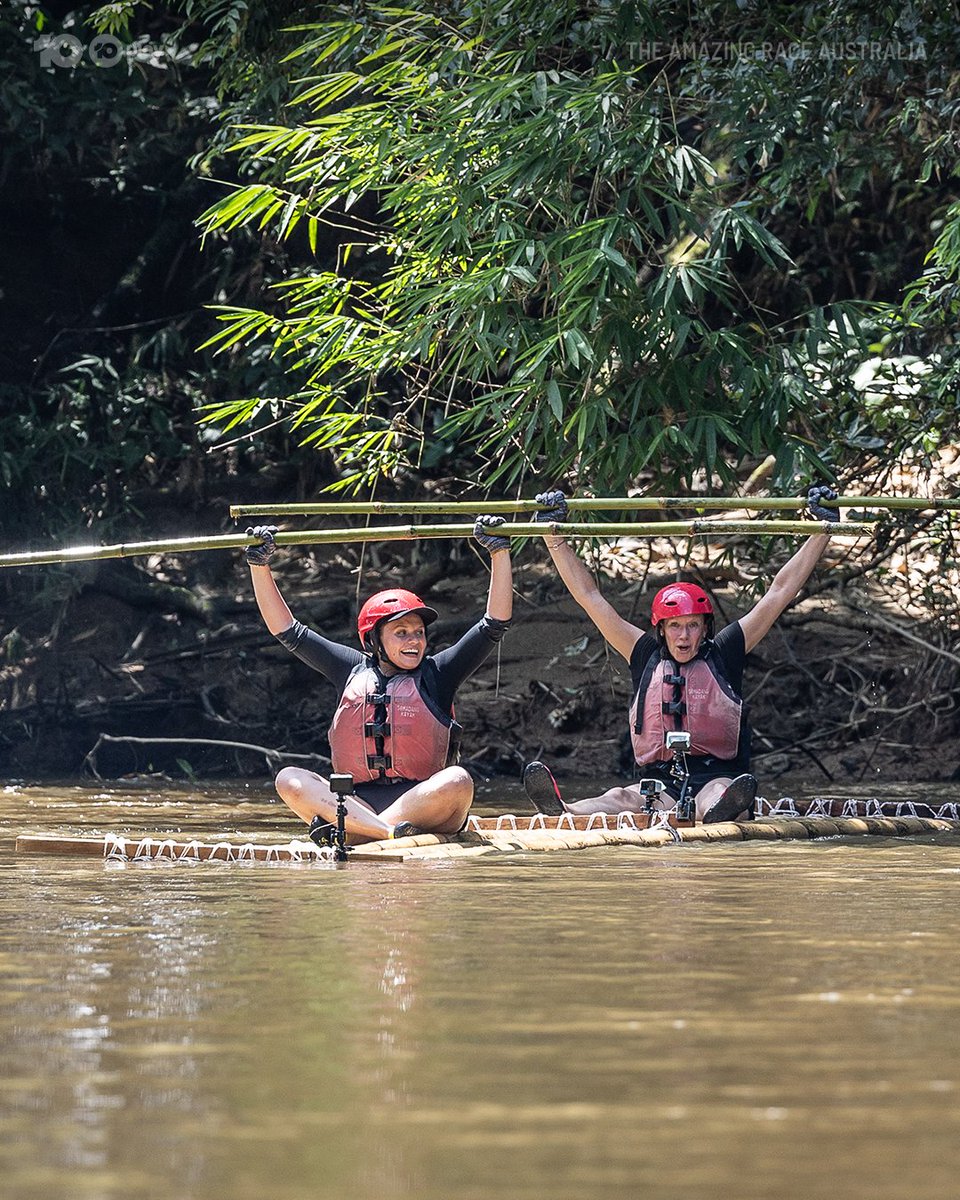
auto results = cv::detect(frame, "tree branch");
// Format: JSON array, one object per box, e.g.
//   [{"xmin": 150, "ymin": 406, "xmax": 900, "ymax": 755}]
[{"xmin": 83, "ymin": 733, "xmax": 330, "ymax": 778}]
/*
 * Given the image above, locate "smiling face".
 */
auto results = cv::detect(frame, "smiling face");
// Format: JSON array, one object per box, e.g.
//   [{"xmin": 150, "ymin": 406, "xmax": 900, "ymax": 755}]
[
  {"xmin": 660, "ymin": 615, "xmax": 706, "ymax": 664},
  {"xmin": 377, "ymin": 613, "xmax": 427, "ymax": 673}
]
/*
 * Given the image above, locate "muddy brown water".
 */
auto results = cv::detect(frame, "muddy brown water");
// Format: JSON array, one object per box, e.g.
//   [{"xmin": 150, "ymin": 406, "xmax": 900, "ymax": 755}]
[{"xmin": 2, "ymin": 779, "xmax": 960, "ymax": 1200}]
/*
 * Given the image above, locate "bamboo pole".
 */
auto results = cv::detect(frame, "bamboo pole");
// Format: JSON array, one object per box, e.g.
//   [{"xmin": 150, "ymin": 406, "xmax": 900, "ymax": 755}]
[
  {"xmin": 229, "ymin": 495, "xmax": 959, "ymax": 518},
  {"xmin": 0, "ymin": 520, "xmax": 874, "ymax": 570}
]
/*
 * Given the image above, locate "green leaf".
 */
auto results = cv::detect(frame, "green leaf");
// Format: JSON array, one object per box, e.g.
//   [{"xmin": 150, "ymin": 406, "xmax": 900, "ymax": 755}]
[{"xmin": 545, "ymin": 379, "xmax": 563, "ymax": 420}]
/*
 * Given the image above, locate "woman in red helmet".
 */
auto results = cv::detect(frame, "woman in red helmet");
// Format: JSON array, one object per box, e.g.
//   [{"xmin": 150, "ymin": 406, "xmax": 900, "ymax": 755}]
[
  {"xmin": 522, "ymin": 486, "xmax": 839, "ymax": 822},
  {"xmin": 245, "ymin": 517, "xmax": 513, "ymax": 843}
]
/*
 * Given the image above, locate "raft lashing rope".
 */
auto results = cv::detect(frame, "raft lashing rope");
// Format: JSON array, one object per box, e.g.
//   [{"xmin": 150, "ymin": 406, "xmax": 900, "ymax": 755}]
[
  {"xmin": 14, "ymin": 796, "xmax": 960, "ymax": 864},
  {"xmin": 756, "ymin": 796, "xmax": 960, "ymax": 821},
  {"xmin": 101, "ymin": 835, "xmax": 328, "ymax": 863}
]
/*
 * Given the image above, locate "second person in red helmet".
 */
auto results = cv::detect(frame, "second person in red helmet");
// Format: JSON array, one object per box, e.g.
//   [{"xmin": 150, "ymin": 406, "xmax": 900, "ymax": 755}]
[
  {"xmin": 245, "ymin": 516, "xmax": 513, "ymax": 843},
  {"xmin": 523, "ymin": 486, "xmax": 840, "ymax": 822}
]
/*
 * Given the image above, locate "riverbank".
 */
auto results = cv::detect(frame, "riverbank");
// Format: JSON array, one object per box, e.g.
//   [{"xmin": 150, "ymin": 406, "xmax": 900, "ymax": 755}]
[{"xmin": 2, "ymin": 521, "xmax": 958, "ymax": 787}]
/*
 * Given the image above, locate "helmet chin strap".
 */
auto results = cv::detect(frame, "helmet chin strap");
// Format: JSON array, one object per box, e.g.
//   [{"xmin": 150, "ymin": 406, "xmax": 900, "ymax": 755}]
[{"xmin": 370, "ymin": 628, "xmax": 410, "ymax": 673}]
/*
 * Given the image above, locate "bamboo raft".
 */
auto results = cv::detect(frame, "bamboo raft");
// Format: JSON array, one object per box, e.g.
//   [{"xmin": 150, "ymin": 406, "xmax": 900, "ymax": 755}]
[{"xmin": 15, "ymin": 798, "xmax": 960, "ymax": 864}]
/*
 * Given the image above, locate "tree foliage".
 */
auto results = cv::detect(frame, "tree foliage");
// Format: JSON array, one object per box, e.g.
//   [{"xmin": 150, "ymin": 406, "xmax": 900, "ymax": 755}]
[
  {"xmin": 5, "ymin": 0, "xmax": 960, "ymax": 516},
  {"xmin": 194, "ymin": 0, "xmax": 960, "ymax": 495},
  {"xmin": 0, "ymin": 1, "xmax": 322, "ymax": 535}
]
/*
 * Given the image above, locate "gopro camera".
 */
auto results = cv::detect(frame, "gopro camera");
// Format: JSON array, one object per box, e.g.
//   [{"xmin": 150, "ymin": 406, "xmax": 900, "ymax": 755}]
[
  {"xmin": 638, "ymin": 779, "xmax": 665, "ymax": 798},
  {"xmin": 664, "ymin": 731, "xmax": 691, "ymax": 752}
]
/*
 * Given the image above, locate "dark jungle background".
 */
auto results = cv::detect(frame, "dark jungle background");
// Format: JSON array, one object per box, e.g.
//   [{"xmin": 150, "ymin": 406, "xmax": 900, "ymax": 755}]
[{"xmin": 2, "ymin": 0, "xmax": 959, "ymax": 792}]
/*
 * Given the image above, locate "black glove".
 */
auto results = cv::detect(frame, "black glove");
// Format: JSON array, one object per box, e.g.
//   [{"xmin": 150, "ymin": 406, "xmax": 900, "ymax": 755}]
[
  {"xmin": 534, "ymin": 490, "xmax": 569, "ymax": 524},
  {"xmin": 245, "ymin": 525, "xmax": 279, "ymax": 566},
  {"xmin": 474, "ymin": 514, "xmax": 510, "ymax": 553},
  {"xmin": 807, "ymin": 485, "xmax": 839, "ymax": 523}
]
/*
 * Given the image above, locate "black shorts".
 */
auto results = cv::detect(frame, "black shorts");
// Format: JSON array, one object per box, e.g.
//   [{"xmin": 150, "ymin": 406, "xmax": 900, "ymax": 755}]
[
  {"xmin": 637, "ymin": 761, "xmax": 742, "ymax": 802},
  {"xmin": 354, "ymin": 779, "xmax": 417, "ymax": 814},
  {"xmin": 352, "ymin": 777, "xmax": 471, "ymax": 832}
]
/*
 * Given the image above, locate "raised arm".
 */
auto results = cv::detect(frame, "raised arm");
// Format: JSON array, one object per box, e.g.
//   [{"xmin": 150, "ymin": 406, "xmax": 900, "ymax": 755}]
[
  {"xmin": 737, "ymin": 485, "xmax": 838, "ymax": 653},
  {"xmin": 473, "ymin": 515, "xmax": 513, "ymax": 623},
  {"xmin": 245, "ymin": 525, "xmax": 295, "ymax": 636},
  {"xmin": 535, "ymin": 492, "xmax": 642, "ymax": 661}
]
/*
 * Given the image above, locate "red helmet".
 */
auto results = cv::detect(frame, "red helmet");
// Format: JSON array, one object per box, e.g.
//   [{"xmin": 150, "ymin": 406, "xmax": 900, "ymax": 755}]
[
  {"xmin": 357, "ymin": 589, "xmax": 438, "ymax": 645},
  {"xmin": 651, "ymin": 583, "xmax": 713, "ymax": 626}
]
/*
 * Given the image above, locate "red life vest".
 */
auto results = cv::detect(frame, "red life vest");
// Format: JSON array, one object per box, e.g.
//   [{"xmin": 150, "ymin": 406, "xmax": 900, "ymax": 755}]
[
  {"xmin": 629, "ymin": 652, "xmax": 742, "ymax": 765},
  {"xmin": 327, "ymin": 664, "xmax": 456, "ymax": 784}
]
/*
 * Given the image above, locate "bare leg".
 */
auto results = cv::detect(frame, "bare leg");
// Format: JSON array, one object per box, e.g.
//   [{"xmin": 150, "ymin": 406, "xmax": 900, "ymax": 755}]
[
  {"xmin": 560, "ymin": 778, "xmax": 735, "ymax": 821},
  {"xmin": 563, "ymin": 783, "xmax": 667, "ymax": 816},
  {"xmin": 275, "ymin": 764, "xmax": 474, "ymax": 842},
  {"xmin": 275, "ymin": 766, "xmax": 393, "ymax": 842},
  {"xmin": 379, "ymin": 766, "xmax": 474, "ymax": 834}
]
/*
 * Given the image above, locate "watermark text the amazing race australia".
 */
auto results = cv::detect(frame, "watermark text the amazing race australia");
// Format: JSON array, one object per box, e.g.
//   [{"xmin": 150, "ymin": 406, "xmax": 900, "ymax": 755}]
[
  {"xmin": 33, "ymin": 30, "xmax": 928, "ymax": 70},
  {"xmin": 631, "ymin": 39, "xmax": 927, "ymax": 63}
]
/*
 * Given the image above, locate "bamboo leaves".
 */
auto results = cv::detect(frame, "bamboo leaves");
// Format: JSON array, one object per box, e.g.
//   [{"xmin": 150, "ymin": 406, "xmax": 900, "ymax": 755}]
[
  {"xmin": 191, "ymin": 1, "xmax": 950, "ymax": 495},
  {"xmin": 188, "ymin": 8, "xmax": 763, "ymax": 488}
]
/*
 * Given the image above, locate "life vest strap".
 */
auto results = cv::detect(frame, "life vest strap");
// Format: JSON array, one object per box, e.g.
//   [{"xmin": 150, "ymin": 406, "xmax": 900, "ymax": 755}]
[
  {"xmin": 330, "ymin": 663, "xmax": 454, "ymax": 783},
  {"xmin": 662, "ymin": 700, "xmax": 686, "ymax": 716}
]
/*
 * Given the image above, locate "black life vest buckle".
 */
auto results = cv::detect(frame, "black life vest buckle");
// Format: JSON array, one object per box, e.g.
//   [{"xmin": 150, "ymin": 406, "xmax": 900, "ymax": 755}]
[
  {"xmin": 663, "ymin": 673, "xmax": 685, "ymax": 687},
  {"xmin": 366, "ymin": 692, "xmax": 390, "ymax": 706},
  {"xmin": 366, "ymin": 753, "xmax": 392, "ymax": 770},
  {"xmin": 364, "ymin": 721, "xmax": 391, "ymax": 739},
  {"xmin": 662, "ymin": 700, "xmax": 686, "ymax": 716}
]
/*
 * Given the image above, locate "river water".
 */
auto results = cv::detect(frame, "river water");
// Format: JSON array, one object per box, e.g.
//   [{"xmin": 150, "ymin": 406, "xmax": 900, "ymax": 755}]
[{"xmin": 2, "ymin": 779, "xmax": 960, "ymax": 1200}]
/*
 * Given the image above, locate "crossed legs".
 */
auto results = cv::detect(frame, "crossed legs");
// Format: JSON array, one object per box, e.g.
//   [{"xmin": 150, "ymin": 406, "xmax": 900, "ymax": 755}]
[{"xmin": 274, "ymin": 764, "xmax": 474, "ymax": 843}]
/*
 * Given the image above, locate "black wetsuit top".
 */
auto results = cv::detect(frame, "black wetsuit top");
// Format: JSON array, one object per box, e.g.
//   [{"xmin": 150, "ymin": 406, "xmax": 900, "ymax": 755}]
[
  {"xmin": 275, "ymin": 615, "xmax": 508, "ymax": 812},
  {"xmin": 629, "ymin": 623, "xmax": 751, "ymax": 795}
]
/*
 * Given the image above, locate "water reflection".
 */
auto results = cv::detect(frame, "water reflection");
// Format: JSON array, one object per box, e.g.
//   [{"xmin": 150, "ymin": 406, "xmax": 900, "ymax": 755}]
[{"xmin": 1, "ymin": 782, "xmax": 960, "ymax": 1199}]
